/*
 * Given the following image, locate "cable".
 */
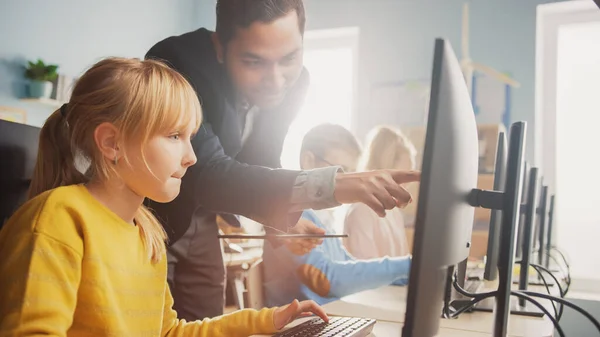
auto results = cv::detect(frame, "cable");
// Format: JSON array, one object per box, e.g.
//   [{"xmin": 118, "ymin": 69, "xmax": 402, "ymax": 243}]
[
  {"xmin": 451, "ymin": 271, "xmax": 496, "ymax": 300},
  {"xmin": 442, "ymin": 268, "xmax": 497, "ymax": 319},
  {"xmin": 530, "ymin": 264, "xmax": 560, "ymax": 320},
  {"xmin": 529, "ymin": 264, "xmax": 558, "ymax": 319},
  {"xmin": 447, "ymin": 292, "xmax": 497, "ymax": 319},
  {"xmin": 520, "ymin": 290, "xmax": 600, "ymax": 335},
  {"xmin": 551, "ymin": 245, "xmax": 571, "ymax": 268},
  {"xmin": 511, "ymin": 291, "xmax": 565, "ymax": 337},
  {"xmin": 529, "ymin": 262, "xmax": 564, "ymax": 297},
  {"xmin": 533, "ymin": 249, "xmax": 569, "ymax": 280}
]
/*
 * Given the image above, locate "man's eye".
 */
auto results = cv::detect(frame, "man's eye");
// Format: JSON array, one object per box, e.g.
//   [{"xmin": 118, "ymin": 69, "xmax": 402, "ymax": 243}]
[{"xmin": 243, "ymin": 59, "xmax": 261, "ymax": 67}]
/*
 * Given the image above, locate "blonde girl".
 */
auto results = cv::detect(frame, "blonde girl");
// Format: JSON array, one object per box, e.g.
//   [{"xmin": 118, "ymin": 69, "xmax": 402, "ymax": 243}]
[
  {"xmin": 0, "ymin": 57, "xmax": 326, "ymax": 336},
  {"xmin": 343, "ymin": 126, "xmax": 417, "ymax": 259}
]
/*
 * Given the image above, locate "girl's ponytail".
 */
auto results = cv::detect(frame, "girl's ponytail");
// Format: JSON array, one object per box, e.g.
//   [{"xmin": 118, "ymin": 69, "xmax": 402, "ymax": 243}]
[{"xmin": 28, "ymin": 105, "xmax": 87, "ymax": 199}]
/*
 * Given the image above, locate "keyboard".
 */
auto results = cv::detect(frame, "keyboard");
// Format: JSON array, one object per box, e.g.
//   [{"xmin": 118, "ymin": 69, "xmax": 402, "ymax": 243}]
[{"xmin": 273, "ymin": 316, "xmax": 376, "ymax": 337}]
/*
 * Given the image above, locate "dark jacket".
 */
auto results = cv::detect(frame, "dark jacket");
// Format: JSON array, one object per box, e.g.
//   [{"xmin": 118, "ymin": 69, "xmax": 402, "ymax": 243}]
[{"xmin": 145, "ymin": 28, "xmax": 308, "ymax": 243}]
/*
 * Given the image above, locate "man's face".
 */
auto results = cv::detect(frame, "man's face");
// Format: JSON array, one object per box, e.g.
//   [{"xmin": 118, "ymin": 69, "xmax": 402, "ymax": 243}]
[{"xmin": 219, "ymin": 11, "xmax": 304, "ymax": 109}]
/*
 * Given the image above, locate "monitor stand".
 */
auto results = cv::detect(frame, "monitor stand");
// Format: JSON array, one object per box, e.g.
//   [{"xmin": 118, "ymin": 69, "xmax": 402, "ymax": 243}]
[{"xmin": 471, "ymin": 296, "xmax": 545, "ymax": 317}]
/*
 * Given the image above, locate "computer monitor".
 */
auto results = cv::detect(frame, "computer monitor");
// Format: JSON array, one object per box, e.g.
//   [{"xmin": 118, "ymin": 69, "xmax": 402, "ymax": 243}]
[
  {"xmin": 0, "ymin": 120, "xmax": 40, "ymax": 227},
  {"xmin": 402, "ymin": 38, "xmax": 479, "ymax": 337},
  {"xmin": 493, "ymin": 121, "xmax": 527, "ymax": 337},
  {"xmin": 517, "ymin": 166, "xmax": 540, "ymax": 305},
  {"xmin": 515, "ymin": 162, "xmax": 530, "ymax": 259},
  {"xmin": 536, "ymin": 184, "xmax": 549, "ymax": 266},
  {"xmin": 483, "ymin": 131, "xmax": 507, "ymax": 281},
  {"xmin": 544, "ymin": 194, "xmax": 556, "ymax": 269}
]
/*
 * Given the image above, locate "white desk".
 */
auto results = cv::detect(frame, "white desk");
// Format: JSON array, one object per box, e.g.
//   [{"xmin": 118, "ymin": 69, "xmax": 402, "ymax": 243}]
[{"xmin": 321, "ymin": 285, "xmax": 555, "ymax": 337}]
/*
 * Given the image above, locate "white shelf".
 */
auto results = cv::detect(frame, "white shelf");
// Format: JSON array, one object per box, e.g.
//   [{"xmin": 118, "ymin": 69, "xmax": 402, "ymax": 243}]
[{"xmin": 20, "ymin": 98, "xmax": 64, "ymax": 108}]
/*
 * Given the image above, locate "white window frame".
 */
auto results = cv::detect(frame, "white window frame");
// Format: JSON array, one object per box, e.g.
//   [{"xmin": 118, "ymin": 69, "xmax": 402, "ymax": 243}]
[
  {"xmin": 535, "ymin": 0, "xmax": 600, "ymax": 192},
  {"xmin": 535, "ymin": 0, "xmax": 600, "ymax": 293}
]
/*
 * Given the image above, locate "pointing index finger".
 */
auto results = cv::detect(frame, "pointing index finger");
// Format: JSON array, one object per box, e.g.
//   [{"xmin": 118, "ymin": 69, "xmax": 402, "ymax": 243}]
[{"xmin": 389, "ymin": 170, "xmax": 421, "ymax": 184}]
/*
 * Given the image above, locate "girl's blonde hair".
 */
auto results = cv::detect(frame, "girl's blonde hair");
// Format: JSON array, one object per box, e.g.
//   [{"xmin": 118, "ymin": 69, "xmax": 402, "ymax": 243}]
[
  {"xmin": 28, "ymin": 57, "xmax": 202, "ymax": 263},
  {"xmin": 360, "ymin": 126, "xmax": 417, "ymax": 171}
]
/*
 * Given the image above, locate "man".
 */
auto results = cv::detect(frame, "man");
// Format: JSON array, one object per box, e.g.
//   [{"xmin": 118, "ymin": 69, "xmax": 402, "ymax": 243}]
[{"xmin": 145, "ymin": 0, "xmax": 419, "ymax": 320}]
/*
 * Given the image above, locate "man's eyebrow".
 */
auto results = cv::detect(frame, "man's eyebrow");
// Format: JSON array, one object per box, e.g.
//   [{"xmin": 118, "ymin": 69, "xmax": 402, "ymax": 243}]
[
  {"xmin": 241, "ymin": 52, "xmax": 263, "ymax": 59},
  {"xmin": 240, "ymin": 48, "xmax": 301, "ymax": 60},
  {"xmin": 283, "ymin": 48, "xmax": 301, "ymax": 58}
]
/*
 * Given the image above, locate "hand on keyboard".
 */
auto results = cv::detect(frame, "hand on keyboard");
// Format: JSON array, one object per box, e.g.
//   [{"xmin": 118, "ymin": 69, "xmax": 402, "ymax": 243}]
[{"xmin": 274, "ymin": 299, "xmax": 329, "ymax": 330}]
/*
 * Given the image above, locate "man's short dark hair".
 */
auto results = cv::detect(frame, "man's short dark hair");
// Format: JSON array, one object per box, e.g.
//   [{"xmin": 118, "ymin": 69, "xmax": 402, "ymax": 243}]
[{"xmin": 216, "ymin": 0, "xmax": 306, "ymax": 45}]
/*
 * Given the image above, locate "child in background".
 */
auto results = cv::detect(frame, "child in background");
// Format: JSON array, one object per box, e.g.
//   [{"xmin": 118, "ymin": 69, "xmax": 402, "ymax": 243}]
[
  {"xmin": 0, "ymin": 57, "xmax": 326, "ymax": 336},
  {"xmin": 343, "ymin": 126, "xmax": 417, "ymax": 259},
  {"xmin": 298, "ymin": 123, "xmax": 362, "ymax": 232},
  {"xmin": 262, "ymin": 124, "xmax": 411, "ymax": 306}
]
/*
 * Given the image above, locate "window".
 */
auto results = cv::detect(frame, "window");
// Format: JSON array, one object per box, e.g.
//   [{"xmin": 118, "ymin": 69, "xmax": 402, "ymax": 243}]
[
  {"xmin": 555, "ymin": 21, "xmax": 600, "ymax": 281},
  {"xmin": 279, "ymin": 27, "xmax": 359, "ymax": 170},
  {"xmin": 536, "ymin": 1, "xmax": 600, "ymax": 285}
]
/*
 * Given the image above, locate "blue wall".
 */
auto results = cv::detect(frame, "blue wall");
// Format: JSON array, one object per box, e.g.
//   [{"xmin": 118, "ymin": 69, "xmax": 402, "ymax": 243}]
[
  {"xmin": 0, "ymin": 0, "xmax": 197, "ymax": 127},
  {"xmin": 303, "ymin": 0, "xmax": 564, "ymax": 160},
  {"xmin": 1, "ymin": 0, "xmax": 564, "ymax": 159}
]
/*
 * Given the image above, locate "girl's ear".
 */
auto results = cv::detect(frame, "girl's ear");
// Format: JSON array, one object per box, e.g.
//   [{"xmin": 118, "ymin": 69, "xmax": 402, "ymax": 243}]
[{"xmin": 94, "ymin": 122, "xmax": 120, "ymax": 163}]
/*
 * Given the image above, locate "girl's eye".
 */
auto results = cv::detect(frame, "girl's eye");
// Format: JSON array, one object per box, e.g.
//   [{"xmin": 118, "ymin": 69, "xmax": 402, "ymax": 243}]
[{"xmin": 169, "ymin": 133, "xmax": 180, "ymax": 140}]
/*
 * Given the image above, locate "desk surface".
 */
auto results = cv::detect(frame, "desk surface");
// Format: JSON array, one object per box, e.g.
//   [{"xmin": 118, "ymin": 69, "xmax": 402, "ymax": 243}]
[{"xmin": 322, "ymin": 284, "xmax": 555, "ymax": 337}]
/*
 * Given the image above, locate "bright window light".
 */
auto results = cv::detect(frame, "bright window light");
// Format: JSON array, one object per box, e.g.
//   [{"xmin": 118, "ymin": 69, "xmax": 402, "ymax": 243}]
[
  {"xmin": 556, "ymin": 21, "xmax": 600, "ymax": 280},
  {"xmin": 280, "ymin": 28, "xmax": 358, "ymax": 170}
]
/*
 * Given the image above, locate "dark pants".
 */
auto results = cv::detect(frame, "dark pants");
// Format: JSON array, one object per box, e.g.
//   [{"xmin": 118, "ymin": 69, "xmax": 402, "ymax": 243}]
[{"xmin": 167, "ymin": 214, "xmax": 226, "ymax": 320}]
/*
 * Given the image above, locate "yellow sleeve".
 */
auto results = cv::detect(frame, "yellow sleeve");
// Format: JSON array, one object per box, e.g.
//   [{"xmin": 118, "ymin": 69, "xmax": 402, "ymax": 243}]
[
  {"xmin": 0, "ymin": 232, "xmax": 82, "ymax": 336},
  {"xmin": 161, "ymin": 283, "xmax": 278, "ymax": 337}
]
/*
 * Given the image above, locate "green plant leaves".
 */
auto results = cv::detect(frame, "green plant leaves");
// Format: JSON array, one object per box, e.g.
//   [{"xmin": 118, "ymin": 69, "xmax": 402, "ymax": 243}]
[{"xmin": 24, "ymin": 58, "xmax": 59, "ymax": 81}]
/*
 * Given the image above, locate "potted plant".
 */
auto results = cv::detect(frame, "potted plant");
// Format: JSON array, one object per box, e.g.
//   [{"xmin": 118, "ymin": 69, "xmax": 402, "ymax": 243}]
[{"xmin": 24, "ymin": 59, "xmax": 59, "ymax": 99}]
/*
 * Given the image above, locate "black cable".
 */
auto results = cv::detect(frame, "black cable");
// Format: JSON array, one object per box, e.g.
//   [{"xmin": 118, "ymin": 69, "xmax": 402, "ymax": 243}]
[
  {"xmin": 515, "ymin": 259, "xmax": 565, "ymax": 299},
  {"xmin": 530, "ymin": 262, "xmax": 565, "ymax": 298},
  {"xmin": 511, "ymin": 291, "xmax": 566, "ymax": 337},
  {"xmin": 530, "ymin": 264, "xmax": 560, "ymax": 320},
  {"xmin": 451, "ymin": 272, "xmax": 496, "ymax": 300},
  {"xmin": 533, "ymin": 249, "xmax": 569, "ymax": 280},
  {"xmin": 447, "ymin": 292, "xmax": 497, "ymax": 319},
  {"xmin": 521, "ymin": 290, "xmax": 600, "ymax": 335},
  {"xmin": 551, "ymin": 246, "xmax": 571, "ymax": 271},
  {"xmin": 529, "ymin": 264, "xmax": 558, "ymax": 319}
]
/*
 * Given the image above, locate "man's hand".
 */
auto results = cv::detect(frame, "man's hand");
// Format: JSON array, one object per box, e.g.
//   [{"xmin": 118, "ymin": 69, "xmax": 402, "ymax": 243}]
[
  {"xmin": 273, "ymin": 299, "xmax": 329, "ymax": 330},
  {"xmin": 284, "ymin": 218, "xmax": 325, "ymax": 255},
  {"xmin": 334, "ymin": 170, "xmax": 421, "ymax": 217}
]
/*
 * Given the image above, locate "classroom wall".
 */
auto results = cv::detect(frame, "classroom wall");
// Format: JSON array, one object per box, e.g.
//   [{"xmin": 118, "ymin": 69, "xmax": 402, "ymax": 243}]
[
  {"xmin": 302, "ymin": 0, "xmax": 565, "ymax": 161},
  {"xmin": 0, "ymin": 0, "xmax": 197, "ymax": 127},
  {"xmin": 1, "ymin": 0, "xmax": 566, "ymax": 160}
]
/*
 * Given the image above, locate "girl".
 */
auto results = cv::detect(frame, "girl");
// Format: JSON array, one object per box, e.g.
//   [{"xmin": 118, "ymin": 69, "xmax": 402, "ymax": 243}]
[
  {"xmin": 343, "ymin": 126, "xmax": 417, "ymax": 259},
  {"xmin": 0, "ymin": 57, "xmax": 326, "ymax": 336}
]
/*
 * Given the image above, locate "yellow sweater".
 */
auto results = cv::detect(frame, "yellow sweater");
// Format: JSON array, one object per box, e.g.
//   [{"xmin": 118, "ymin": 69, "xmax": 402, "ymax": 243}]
[{"xmin": 0, "ymin": 184, "xmax": 277, "ymax": 337}]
